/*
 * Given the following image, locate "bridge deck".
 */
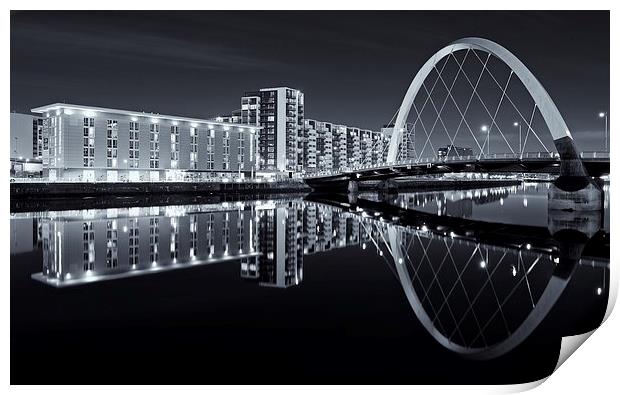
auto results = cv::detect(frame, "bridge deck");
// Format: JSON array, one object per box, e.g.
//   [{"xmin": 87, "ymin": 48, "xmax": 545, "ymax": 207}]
[{"xmin": 304, "ymin": 152, "xmax": 609, "ymax": 186}]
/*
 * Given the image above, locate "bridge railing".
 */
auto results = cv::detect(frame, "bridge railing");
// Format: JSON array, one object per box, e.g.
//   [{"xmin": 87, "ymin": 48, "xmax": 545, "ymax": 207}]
[
  {"xmin": 579, "ymin": 151, "xmax": 610, "ymax": 159},
  {"xmin": 302, "ymin": 151, "xmax": 608, "ymax": 179}
]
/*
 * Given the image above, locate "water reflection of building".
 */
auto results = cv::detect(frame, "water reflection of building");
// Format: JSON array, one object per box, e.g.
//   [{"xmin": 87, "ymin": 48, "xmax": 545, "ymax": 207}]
[
  {"xmin": 248, "ymin": 202, "xmax": 304, "ymax": 288},
  {"xmin": 10, "ymin": 217, "xmax": 39, "ymax": 254},
  {"xmin": 32, "ymin": 205, "xmax": 259, "ymax": 287},
  {"xmin": 24, "ymin": 200, "xmax": 368, "ymax": 288},
  {"xmin": 25, "ymin": 192, "xmax": 533, "ymax": 290}
]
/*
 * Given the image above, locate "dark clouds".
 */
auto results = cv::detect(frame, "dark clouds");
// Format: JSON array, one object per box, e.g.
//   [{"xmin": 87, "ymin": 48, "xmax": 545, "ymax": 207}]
[{"xmin": 11, "ymin": 11, "xmax": 609, "ymax": 150}]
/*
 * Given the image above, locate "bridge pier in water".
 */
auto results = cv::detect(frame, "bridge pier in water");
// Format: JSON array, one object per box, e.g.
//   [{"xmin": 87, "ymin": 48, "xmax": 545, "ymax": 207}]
[
  {"xmin": 548, "ymin": 176, "xmax": 603, "ymax": 211},
  {"xmin": 548, "ymin": 136, "xmax": 604, "ymax": 212}
]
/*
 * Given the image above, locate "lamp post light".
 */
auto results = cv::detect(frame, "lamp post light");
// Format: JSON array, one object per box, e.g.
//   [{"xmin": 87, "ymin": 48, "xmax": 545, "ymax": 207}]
[
  {"xmin": 599, "ymin": 112, "xmax": 608, "ymax": 152},
  {"xmin": 514, "ymin": 121, "xmax": 522, "ymax": 158},
  {"xmin": 481, "ymin": 125, "xmax": 489, "ymax": 156}
]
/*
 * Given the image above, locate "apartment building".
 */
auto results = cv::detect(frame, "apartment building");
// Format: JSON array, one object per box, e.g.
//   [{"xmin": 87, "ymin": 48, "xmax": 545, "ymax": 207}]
[
  {"xmin": 303, "ymin": 119, "xmax": 388, "ymax": 173},
  {"xmin": 30, "ymin": 103, "xmax": 260, "ymax": 182},
  {"xmin": 241, "ymin": 87, "xmax": 304, "ymax": 173},
  {"xmin": 382, "ymin": 123, "xmax": 416, "ymax": 162}
]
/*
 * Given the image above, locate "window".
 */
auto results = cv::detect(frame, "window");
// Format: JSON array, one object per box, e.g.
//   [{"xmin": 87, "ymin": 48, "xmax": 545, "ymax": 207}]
[
  {"xmin": 106, "ymin": 120, "xmax": 118, "ymax": 168},
  {"xmin": 129, "ymin": 219, "xmax": 139, "ymax": 266},
  {"xmin": 82, "ymin": 222, "xmax": 95, "ymax": 271},
  {"xmin": 106, "ymin": 220, "xmax": 118, "ymax": 268},
  {"xmin": 170, "ymin": 125, "xmax": 179, "ymax": 169},
  {"xmin": 237, "ymin": 214, "xmax": 244, "ymax": 251},
  {"xmin": 222, "ymin": 131, "xmax": 230, "ymax": 170},
  {"xmin": 189, "ymin": 127, "xmax": 198, "ymax": 169},
  {"xmin": 206, "ymin": 130, "xmax": 214, "ymax": 170},
  {"xmin": 206, "ymin": 214, "xmax": 214, "ymax": 256},
  {"xmin": 170, "ymin": 217, "xmax": 179, "ymax": 260},
  {"xmin": 149, "ymin": 123, "xmax": 160, "ymax": 169},
  {"xmin": 189, "ymin": 215, "xmax": 197, "ymax": 259},
  {"xmin": 222, "ymin": 213, "xmax": 230, "ymax": 253},
  {"xmin": 149, "ymin": 217, "xmax": 159, "ymax": 263},
  {"xmin": 129, "ymin": 122, "xmax": 140, "ymax": 168},
  {"xmin": 83, "ymin": 118, "xmax": 95, "ymax": 167},
  {"xmin": 237, "ymin": 132, "xmax": 245, "ymax": 167}
]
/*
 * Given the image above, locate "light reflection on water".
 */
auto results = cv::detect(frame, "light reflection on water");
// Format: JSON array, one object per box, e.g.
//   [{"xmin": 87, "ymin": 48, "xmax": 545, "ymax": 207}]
[
  {"xmin": 360, "ymin": 182, "xmax": 610, "ymax": 231},
  {"xmin": 9, "ymin": 182, "xmax": 610, "ymax": 382}
]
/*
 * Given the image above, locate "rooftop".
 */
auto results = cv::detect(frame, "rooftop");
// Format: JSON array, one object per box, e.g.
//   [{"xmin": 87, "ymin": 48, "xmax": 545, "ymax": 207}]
[
  {"xmin": 30, "ymin": 103, "xmax": 261, "ymax": 130},
  {"xmin": 259, "ymin": 87, "xmax": 303, "ymax": 92}
]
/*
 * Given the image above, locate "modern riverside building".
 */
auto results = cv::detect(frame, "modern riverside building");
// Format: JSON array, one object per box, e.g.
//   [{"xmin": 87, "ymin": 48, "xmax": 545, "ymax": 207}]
[
  {"xmin": 241, "ymin": 87, "xmax": 305, "ymax": 173},
  {"xmin": 304, "ymin": 119, "xmax": 388, "ymax": 173},
  {"xmin": 30, "ymin": 103, "xmax": 260, "ymax": 182}
]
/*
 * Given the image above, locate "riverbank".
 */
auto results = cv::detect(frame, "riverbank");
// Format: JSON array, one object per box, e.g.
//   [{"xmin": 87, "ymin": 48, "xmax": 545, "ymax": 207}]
[
  {"xmin": 10, "ymin": 178, "xmax": 527, "ymax": 212},
  {"xmin": 10, "ymin": 189, "xmax": 311, "ymax": 213},
  {"xmin": 10, "ymin": 180, "xmax": 311, "ymax": 212},
  {"xmin": 10, "ymin": 180, "xmax": 311, "ymax": 197}
]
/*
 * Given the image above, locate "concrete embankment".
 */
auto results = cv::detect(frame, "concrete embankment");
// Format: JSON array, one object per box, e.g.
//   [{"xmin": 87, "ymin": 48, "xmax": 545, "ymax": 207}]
[
  {"xmin": 10, "ymin": 181, "xmax": 311, "ymax": 212},
  {"xmin": 10, "ymin": 191, "xmax": 310, "ymax": 213},
  {"xmin": 11, "ymin": 180, "xmax": 310, "ymax": 197}
]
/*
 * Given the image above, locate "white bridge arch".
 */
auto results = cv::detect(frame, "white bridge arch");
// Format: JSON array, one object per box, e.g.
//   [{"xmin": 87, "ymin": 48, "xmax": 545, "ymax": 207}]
[{"xmin": 387, "ymin": 37, "xmax": 585, "ymax": 176}]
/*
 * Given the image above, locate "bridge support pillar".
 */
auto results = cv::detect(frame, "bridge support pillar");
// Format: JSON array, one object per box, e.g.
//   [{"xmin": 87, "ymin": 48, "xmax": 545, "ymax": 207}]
[
  {"xmin": 548, "ymin": 176, "xmax": 603, "ymax": 211},
  {"xmin": 547, "ymin": 208, "xmax": 602, "ymax": 278},
  {"xmin": 347, "ymin": 180, "xmax": 359, "ymax": 194}
]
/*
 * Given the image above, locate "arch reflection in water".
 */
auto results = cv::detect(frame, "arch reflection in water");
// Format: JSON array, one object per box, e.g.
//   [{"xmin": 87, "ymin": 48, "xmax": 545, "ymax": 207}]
[{"xmin": 313, "ymin": 192, "xmax": 608, "ymax": 360}]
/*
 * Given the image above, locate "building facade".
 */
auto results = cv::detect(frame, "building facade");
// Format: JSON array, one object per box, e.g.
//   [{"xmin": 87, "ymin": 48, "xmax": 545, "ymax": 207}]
[
  {"xmin": 382, "ymin": 123, "xmax": 416, "ymax": 162},
  {"xmin": 241, "ymin": 87, "xmax": 304, "ymax": 173},
  {"xmin": 303, "ymin": 119, "xmax": 388, "ymax": 173},
  {"xmin": 10, "ymin": 112, "xmax": 43, "ymax": 160},
  {"xmin": 30, "ymin": 103, "xmax": 260, "ymax": 182},
  {"xmin": 213, "ymin": 109, "xmax": 242, "ymax": 124}
]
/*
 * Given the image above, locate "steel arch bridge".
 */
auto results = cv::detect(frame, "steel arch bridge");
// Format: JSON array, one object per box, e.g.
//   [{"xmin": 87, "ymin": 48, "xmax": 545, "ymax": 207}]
[{"xmin": 304, "ymin": 38, "xmax": 609, "ymax": 188}]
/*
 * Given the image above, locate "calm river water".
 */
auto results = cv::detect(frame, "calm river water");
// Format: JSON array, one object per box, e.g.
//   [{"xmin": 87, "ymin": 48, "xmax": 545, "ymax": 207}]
[{"xmin": 10, "ymin": 182, "xmax": 610, "ymax": 384}]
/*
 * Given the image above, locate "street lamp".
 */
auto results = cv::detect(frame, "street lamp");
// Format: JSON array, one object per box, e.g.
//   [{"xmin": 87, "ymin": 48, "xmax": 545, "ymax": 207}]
[
  {"xmin": 514, "ymin": 121, "xmax": 522, "ymax": 157},
  {"xmin": 481, "ymin": 125, "xmax": 489, "ymax": 155},
  {"xmin": 599, "ymin": 112, "xmax": 608, "ymax": 152}
]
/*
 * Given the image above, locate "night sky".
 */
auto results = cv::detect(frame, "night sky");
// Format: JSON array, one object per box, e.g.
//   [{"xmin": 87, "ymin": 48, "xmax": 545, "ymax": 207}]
[{"xmin": 11, "ymin": 11, "xmax": 609, "ymax": 150}]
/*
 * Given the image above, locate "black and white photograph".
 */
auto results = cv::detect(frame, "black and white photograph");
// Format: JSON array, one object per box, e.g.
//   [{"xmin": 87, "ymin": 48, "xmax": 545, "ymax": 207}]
[{"xmin": 6, "ymin": 4, "xmax": 617, "ymax": 390}]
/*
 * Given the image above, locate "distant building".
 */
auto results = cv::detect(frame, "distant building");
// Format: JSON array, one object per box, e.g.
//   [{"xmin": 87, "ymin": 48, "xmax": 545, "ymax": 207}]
[
  {"xmin": 381, "ymin": 123, "xmax": 416, "ymax": 162},
  {"xmin": 241, "ymin": 87, "xmax": 304, "ymax": 173},
  {"xmin": 30, "ymin": 103, "xmax": 260, "ymax": 182},
  {"xmin": 213, "ymin": 109, "xmax": 242, "ymax": 124},
  {"xmin": 10, "ymin": 157, "xmax": 43, "ymax": 179},
  {"xmin": 303, "ymin": 119, "xmax": 387, "ymax": 173},
  {"xmin": 10, "ymin": 112, "xmax": 43, "ymax": 160},
  {"xmin": 437, "ymin": 145, "xmax": 474, "ymax": 158}
]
